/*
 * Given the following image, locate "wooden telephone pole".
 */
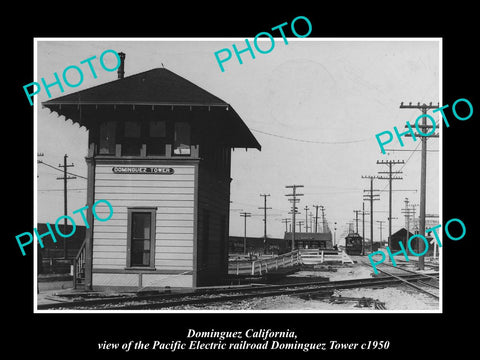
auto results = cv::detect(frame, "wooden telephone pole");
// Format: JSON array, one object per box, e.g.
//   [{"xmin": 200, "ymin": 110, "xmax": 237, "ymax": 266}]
[
  {"xmin": 285, "ymin": 185, "xmax": 304, "ymax": 251},
  {"xmin": 377, "ymin": 160, "xmax": 404, "ymax": 248},
  {"xmin": 400, "ymin": 101, "xmax": 439, "ymax": 270},
  {"xmin": 362, "ymin": 176, "xmax": 380, "ymax": 253},
  {"xmin": 240, "ymin": 212, "xmax": 251, "ymax": 255},
  {"xmin": 57, "ymin": 154, "xmax": 76, "ymax": 259},
  {"xmin": 353, "ymin": 209, "xmax": 361, "ymax": 234},
  {"xmin": 258, "ymin": 194, "xmax": 271, "ymax": 254}
]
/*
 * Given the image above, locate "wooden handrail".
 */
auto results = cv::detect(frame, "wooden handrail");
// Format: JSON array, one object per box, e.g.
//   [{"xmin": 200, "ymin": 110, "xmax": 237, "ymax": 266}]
[
  {"xmin": 73, "ymin": 239, "xmax": 87, "ymax": 289},
  {"xmin": 228, "ymin": 250, "xmax": 300, "ymax": 276}
]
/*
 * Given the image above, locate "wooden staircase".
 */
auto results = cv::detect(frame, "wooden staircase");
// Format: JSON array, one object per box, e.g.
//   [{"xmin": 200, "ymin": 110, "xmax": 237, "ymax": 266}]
[{"xmin": 73, "ymin": 240, "xmax": 86, "ymax": 289}]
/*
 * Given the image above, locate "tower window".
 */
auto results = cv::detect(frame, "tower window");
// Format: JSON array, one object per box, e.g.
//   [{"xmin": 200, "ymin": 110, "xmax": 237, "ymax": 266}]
[{"xmin": 173, "ymin": 122, "xmax": 191, "ymax": 155}]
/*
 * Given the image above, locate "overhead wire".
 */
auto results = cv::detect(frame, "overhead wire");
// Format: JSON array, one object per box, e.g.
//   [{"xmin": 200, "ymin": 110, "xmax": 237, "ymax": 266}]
[
  {"xmin": 250, "ymin": 128, "xmax": 370, "ymax": 144},
  {"xmin": 38, "ymin": 160, "xmax": 87, "ymax": 180}
]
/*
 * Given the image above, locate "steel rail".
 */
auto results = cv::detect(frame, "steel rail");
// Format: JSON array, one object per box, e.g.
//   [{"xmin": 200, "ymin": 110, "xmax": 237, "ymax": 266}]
[
  {"xmin": 38, "ymin": 272, "xmax": 438, "ymax": 310},
  {"xmin": 377, "ymin": 261, "xmax": 440, "ymax": 281},
  {"xmin": 375, "ymin": 268, "xmax": 439, "ymax": 299},
  {"xmin": 117, "ymin": 274, "xmax": 437, "ymax": 310}
]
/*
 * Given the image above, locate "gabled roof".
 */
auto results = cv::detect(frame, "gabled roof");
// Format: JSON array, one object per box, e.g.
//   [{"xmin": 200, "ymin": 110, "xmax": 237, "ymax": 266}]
[
  {"xmin": 42, "ymin": 68, "xmax": 261, "ymax": 150},
  {"xmin": 389, "ymin": 228, "xmax": 415, "ymax": 238},
  {"xmin": 42, "ymin": 68, "xmax": 228, "ymax": 106}
]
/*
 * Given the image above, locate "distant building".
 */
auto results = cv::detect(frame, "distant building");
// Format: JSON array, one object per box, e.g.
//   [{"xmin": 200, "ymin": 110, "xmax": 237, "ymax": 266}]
[
  {"xmin": 388, "ymin": 227, "xmax": 434, "ymax": 255},
  {"xmin": 228, "ymin": 236, "xmax": 290, "ymax": 255},
  {"xmin": 283, "ymin": 232, "xmax": 333, "ymax": 250},
  {"xmin": 409, "ymin": 216, "xmax": 439, "ymax": 233}
]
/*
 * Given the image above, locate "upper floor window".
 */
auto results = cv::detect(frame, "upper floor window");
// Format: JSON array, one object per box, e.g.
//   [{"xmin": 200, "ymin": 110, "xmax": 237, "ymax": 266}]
[
  {"xmin": 97, "ymin": 118, "xmax": 194, "ymax": 157},
  {"xmin": 147, "ymin": 120, "xmax": 167, "ymax": 156},
  {"xmin": 122, "ymin": 121, "xmax": 142, "ymax": 156},
  {"xmin": 174, "ymin": 122, "xmax": 191, "ymax": 156},
  {"xmin": 99, "ymin": 121, "xmax": 116, "ymax": 155}
]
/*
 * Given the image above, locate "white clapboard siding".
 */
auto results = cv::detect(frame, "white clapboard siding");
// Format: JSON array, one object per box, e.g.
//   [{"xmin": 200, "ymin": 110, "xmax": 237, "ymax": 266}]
[
  {"xmin": 141, "ymin": 274, "xmax": 193, "ymax": 288},
  {"xmin": 94, "ymin": 245, "xmax": 126, "ymax": 253},
  {"xmin": 94, "ymin": 239, "xmax": 127, "ymax": 246},
  {"xmin": 96, "ymin": 173, "xmax": 194, "ymax": 182},
  {"xmin": 96, "ymin": 185, "xmax": 194, "ymax": 194},
  {"xmin": 93, "ymin": 257, "xmax": 126, "ymax": 265},
  {"xmin": 103, "ymin": 199, "xmax": 195, "ymax": 208},
  {"xmin": 91, "ymin": 211, "xmax": 195, "ymax": 221},
  {"xmin": 95, "ymin": 193, "xmax": 194, "ymax": 201},
  {"xmin": 157, "ymin": 240, "xmax": 193, "ymax": 247},
  {"xmin": 92, "ymin": 163, "xmax": 195, "ymax": 271},
  {"xmin": 156, "ymin": 227, "xmax": 194, "ymax": 234},
  {"xmin": 94, "ymin": 207, "xmax": 194, "ymax": 216},
  {"xmin": 93, "ymin": 219, "xmax": 128, "ymax": 227},
  {"xmin": 93, "ymin": 232, "xmax": 128, "ymax": 239},
  {"xmin": 156, "ymin": 234, "xmax": 194, "ymax": 241},
  {"xmin": 156, "ymin": 246, "xmax": 193, "ymax": 254},
  {"xmin": 93, "ymin": 273, "xmax": 139, "ymax": 287},
  {"xmin": 156, "ymin": 259, "xmax": 192, "ymax": 267},
  {"xmin": 156, "ymin": 252, "xmax": 193, "ymax": 260}
]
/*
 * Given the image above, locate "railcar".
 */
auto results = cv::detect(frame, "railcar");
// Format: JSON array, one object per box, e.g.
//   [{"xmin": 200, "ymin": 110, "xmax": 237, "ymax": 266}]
[{"xmin": 345, "ymin": 233, "xmax": 363, "ymax": 255}]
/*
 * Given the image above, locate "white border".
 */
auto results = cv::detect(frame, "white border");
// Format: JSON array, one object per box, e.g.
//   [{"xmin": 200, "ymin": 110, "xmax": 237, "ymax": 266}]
[{"xmin": 33, "ymin": 37, "xmax": 443, "ymax": 314}]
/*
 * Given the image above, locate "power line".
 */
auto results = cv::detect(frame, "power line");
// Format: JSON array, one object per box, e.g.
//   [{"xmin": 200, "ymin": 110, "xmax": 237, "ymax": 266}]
[
  {"xmin": 38, "ymin": 160, "xmax": 87, "ymax": 180},
  {"xmin": 250, "ymin": 128, "xmax": 370, "ymax": 144}
]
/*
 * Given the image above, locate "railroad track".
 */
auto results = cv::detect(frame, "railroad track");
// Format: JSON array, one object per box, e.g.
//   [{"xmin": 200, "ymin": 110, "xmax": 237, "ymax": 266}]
[
  {"xmin": 38, "ymin": 271, "xmax": 438, "ymax": 310},
  {"xmin": 372, "ymin": 262, "xmax": 440, "ymax": 300}
]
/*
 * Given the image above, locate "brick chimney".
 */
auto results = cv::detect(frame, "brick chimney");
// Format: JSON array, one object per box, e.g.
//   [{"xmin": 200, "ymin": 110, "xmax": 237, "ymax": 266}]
[{"xmin": 117, "ymin": 52, "xmax": 126, "ymax": 79}]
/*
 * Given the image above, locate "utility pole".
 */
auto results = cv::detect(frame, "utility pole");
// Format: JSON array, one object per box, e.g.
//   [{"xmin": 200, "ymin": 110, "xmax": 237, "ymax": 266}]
[
  {"xmin": 376, "ymin": 220, "xmax": 385, "ymax": 245},
  {"xmin": 353, "ymin": 209, "xmax": 361, "ymax": 234},
  {"xmin": 312, "ymin": 205, "xmax": 321, "ymax": 233},
  {"xmin": 362, "ymin": 176, "xmax": 380, "ymax": 253},
  {"xmin": 297, "ymin": 221, "xmax": 304, "ymax": 233},
  {"xmin": 361, "ymin": 202, "xmax": 368, "ymax": 255},
  {"xmin": 333, "ymin": 222, "xmax": 337, "ymax": 247},
  {"xmin": 304, "ymin": 206, "xmax": 309, "ymax": 233},
  {"xmin": 281, "ymin": 218, "xmax": 291, "ymax": 233},
  {"xmin": 240, "ymin": 212, "xmax": 251, "ymax": 255},
  {"xmin": 258, "ymin": 194, "xmax": 271, "ymax": 254},
  {"xmin": 310, "ymin": 212, "xmax": 314, "ymax": 233},
  {"xmin": 319, "ymin": 205, "xmax": 326, "ymax": 233},
  {"xmin": 377, "ymin": 160, "xmax": 405, "ymax": 249},
  {"xmin": 285, "ymin": 185, "xmax": 304, "ymax": 251},
  {"xmin": 410, "ymin": 203, "xmax": 419, "ymax": 231},
  {"xmin": 57, "ymin": 154, "xmax": 76, "ymax": 259},
  {"xmin": 401, "ymin": 197, "xmax": 415, "ymax": 247},
  {"xmin": 36, "ymin": 153, "xmax": 44, "ymax": 178},
  {"xmin": 400, "ymin": 101, "xmax": 439, "ymax": 270}
]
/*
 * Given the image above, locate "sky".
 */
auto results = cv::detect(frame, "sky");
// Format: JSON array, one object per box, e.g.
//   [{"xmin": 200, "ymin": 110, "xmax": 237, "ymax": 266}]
[{"xmin": 35, "ymin": 38, "xmax": 440, "ymax": 244}]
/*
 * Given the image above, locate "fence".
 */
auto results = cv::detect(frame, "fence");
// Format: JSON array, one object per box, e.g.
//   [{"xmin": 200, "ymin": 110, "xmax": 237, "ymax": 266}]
[
  {"xmin": 300, "ymin": 249, "xmax": 354, "ymax": 265},
  {"xmin": 228, "ymin": 250, "xmax": 301, "ymax": 276}
]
